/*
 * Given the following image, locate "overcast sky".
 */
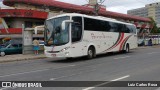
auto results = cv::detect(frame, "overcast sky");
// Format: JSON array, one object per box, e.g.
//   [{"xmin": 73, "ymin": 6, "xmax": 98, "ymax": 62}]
[
  {"xmin": 57, "ymin": 0, "xmax": 160, "ymax": 14},
  {"xmin": 0, "ymin": 0, "xmax": 160, "ymax": 14}
]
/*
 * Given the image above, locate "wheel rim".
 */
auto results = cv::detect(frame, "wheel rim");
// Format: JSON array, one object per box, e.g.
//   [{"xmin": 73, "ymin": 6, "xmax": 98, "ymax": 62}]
[
  {"xmin": 88, "ymin": 49, "xmax": 93, "ymax": 58},
  {"xmin": 1, "ymin": 52, "xmax": 5, "ymax": 56}
]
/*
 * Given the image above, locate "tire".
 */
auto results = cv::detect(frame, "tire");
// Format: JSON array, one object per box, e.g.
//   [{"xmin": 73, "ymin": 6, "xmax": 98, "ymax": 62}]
[
  {"xmin": 87, "ymin": 47, "xmax": 96, "ymax": 59},
  {"xmin": 0, "ymin": 52, "xmax": 5, "ymax": 56},
  {"xmin": 66, "ymin": 57, "xmax": 73, "ymax": 60},
  {"xmin": 125, "ymin": 44, "xmax": 130, "ymax": 53}
]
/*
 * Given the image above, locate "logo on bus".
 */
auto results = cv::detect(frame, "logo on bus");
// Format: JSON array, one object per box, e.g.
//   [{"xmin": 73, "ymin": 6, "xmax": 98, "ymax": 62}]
[{"xmin": 91, "ymin": 33, "xmax": 112, "ymax": 39}]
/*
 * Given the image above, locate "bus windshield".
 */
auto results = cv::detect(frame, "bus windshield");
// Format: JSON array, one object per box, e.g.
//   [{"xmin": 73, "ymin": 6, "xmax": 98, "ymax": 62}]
[{"xmin": 44, "ymin": 16, "xmax": 70, "ymax": 46}]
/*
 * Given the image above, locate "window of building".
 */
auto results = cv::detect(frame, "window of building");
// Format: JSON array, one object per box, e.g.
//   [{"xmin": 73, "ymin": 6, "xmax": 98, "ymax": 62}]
[{"xmin": 25, "ymin": 21, "xmax": 33, "ymax": 28}]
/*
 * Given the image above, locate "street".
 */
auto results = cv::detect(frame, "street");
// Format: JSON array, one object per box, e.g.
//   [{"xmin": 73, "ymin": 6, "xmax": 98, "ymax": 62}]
[{"xmin": 0, "ymin": 46, "xmax": 160, "ymax": 90}]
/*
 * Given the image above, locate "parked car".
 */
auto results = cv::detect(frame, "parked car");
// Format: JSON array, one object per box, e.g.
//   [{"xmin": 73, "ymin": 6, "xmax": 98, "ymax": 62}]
[
  {"xmin": 0, "ymin": 42, "xmax": 9, "ymax": 48},
  {"xmin": 138, "ymin": 39, "xmax": 144, "ymax": 46},
  {"xmin": 0, "ymin": 44, "xmax": 4, "ymax": 49},
  {"xmin": 0, "ymin": 39, "xmax": 22, "ymax": 49},
  {"xmin": 0, "ymin": 43, "xmax": 22, "ymax": 56}
]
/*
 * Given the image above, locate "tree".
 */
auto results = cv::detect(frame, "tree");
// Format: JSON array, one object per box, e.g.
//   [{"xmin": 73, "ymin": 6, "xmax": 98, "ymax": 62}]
[{"xmin": 149, "ymin": 17, "xmax": 158, "ymax": 34}]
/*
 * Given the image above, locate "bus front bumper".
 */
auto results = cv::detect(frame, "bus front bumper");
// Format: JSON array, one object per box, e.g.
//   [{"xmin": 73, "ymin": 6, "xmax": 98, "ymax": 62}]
[{"xmin": 44, "ymin": 50, "xmax": 71, "ymax": 58}]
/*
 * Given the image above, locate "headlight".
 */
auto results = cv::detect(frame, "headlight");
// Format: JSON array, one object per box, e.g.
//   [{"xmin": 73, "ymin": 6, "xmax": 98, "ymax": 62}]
[
  {"xmin": 65, "ymin": 52, "xmax": 69, "ymax": 56},
  {"xmin": 60, "ymin": 47, "xmax": 70, "ymax": 52},
  {"xmin": 61, "ymin": 48, "xmax": 66, "ymax": 52}
]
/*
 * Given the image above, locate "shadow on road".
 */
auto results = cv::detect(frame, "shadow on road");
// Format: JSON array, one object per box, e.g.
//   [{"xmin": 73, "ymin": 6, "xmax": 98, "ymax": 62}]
[{"xmin": 48, "ymin": 51, "xmax": 135, "ymax": 63}]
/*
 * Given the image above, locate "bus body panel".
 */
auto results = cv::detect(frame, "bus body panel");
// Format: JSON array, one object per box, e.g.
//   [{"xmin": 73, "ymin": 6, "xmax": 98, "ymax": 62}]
[{"xmin": 44, "ymin": 13, "xmax": 138, "ymax": 58}]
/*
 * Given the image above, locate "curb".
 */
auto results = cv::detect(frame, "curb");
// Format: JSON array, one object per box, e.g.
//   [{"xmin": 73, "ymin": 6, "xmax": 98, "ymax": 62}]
[{"xmin": 0, "ymin": 56, "xmax": 47, "ymax": 63}]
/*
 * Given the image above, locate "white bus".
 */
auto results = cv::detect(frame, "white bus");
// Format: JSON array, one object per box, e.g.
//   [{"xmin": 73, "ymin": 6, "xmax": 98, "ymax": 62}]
[{"xmin": 44, "ymin": 13, "xmax": 137, "ymax": 59}]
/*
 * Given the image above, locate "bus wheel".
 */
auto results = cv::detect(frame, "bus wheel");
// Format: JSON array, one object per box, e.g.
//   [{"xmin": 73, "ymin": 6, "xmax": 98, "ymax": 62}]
[
  {"xmin": 66, "ymin": 57, "xmax": 73, "ymax": 60},
  {"xmin": 87, "ymin": 47, "xmax": 95, "ymax": 59},
  {"xmin": 125, "ymin": 44, "xmax": 130, "ymax": 53}
]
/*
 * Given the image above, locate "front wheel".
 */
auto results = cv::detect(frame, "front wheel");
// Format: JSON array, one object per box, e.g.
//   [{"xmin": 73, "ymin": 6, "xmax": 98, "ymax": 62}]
[
  {"xmin": 87, "ymin": 47, "xmax": 96, "ymax": 59},
  {"xmin": 0, "ymin": 52, "xmax": 5, "ymax": 57},
  {"xmin": 125, "ymin": 44, "xmax": 130, "ymax": 53}
]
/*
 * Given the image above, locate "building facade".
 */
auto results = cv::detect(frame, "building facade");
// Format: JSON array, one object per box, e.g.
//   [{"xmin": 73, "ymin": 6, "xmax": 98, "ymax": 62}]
[
  {"xmin": 128, "ymin": 2, "xmax": 160, "ymax": 27},
  {"xmin": 0, "ymin": 0, "xmax": 152, "ymax": 36}
]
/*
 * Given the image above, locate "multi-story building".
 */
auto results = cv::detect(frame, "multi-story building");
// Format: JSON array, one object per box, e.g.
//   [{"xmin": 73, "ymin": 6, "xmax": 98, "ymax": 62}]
[{"xmin": 128, "ymin": 2, "xmax": 160, "ymax": 27}]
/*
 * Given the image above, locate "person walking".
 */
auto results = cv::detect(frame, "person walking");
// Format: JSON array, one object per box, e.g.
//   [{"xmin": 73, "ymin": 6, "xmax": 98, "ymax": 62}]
[{"xmin": 33, "ymin": 39, "xmax": 40, "ymax": 55}]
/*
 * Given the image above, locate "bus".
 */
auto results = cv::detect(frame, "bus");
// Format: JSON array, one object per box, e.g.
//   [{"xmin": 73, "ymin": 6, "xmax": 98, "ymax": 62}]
[{"xmin": 44, "ymin": 13, "xmax": 137, "ymax": 59}]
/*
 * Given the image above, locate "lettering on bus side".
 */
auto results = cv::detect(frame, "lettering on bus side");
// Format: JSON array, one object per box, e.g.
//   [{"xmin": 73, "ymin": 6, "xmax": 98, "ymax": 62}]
[{"xmin": 91, "ymin": 33, "xmax": 112, "ymax": 39}]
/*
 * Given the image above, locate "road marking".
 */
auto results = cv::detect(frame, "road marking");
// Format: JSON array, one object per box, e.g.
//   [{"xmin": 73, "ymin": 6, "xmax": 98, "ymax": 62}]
[
  {"xmin": 114, "ymin": 56, "xmax": 130, "ymax": 60},
  {"xmin": 82, "ymin": 75, "xmax": 130, "ymax": 90},
  {"xmin": 50, "ymin": 69, "xmax": 96, "ymax": 80},
  {"xmin": 110, "ymin": 75, "xmax": 130, "ymax": 81},
  {"xmin": 147, "ymin": 52, "xmax": 159, "ymax": 55},
  {"xmin": 0, "ymin": 65, "xmax": 75, "ymax": 78}
]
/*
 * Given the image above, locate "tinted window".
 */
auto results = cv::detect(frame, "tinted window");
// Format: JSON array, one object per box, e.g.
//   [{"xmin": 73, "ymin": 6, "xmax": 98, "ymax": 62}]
[
  {"xmin": 117, "ymin": 23, "xmax": 124, "ymax": 32},
  {"xmin": 84, "ymin": 17, "xmax": 136, "ymax": 33},
  {"xmin": 84, "ymin": 18, "xmax": 111, "ymax": 31},
  {"xmin": 12, "ymin": 44, "xmax": 18, "ymax": 48},
  {"xmin": 125, "ymin": 25, "xmax": 130, "ymax": 33},
  {"xmin": 99, "ymin": 20, "xmax": 110, "ymax": 31},
  {"xmin": 125, "ymin": 25, "xmax": 136, "ymax": 33},
  {"xmin": 130, "ymin": 25, "xmax": 137, "ymax": 34},
  {"xmin": 84, "ymin": 18, "xmax": 95, "ymax": 31},
  {"xmin": 109, "ymin": 22, "xmax": 118, "ymax": 32},
  {"xmin": 72, "ymin": 17, "xmax": 82, "ymax": 42}
]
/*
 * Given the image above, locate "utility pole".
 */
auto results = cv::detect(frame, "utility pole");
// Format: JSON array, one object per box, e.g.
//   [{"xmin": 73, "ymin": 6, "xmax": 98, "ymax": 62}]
[
  {"xmin": 94, "ymin": 3, "xmax": 99, "ymax": 16},
  {"xmin": 88, "ymin": 0, "xmax": 105, "ymax": 16}
]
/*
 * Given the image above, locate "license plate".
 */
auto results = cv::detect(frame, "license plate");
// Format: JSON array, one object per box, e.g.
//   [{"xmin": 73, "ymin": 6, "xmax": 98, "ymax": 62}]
[{"xmin": 51, "ymin": 54, "xmax": 56, "ymax": 57}]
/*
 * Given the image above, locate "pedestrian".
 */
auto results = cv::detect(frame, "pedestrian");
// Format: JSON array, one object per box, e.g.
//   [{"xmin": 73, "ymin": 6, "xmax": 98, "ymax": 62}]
[
  {"xmin": 33, "ymin": 39, "xmax": 40, "ymax": 55},
  {"xmin": 149, "ymin": 38, "xmax": 152, "ymax": 46}
]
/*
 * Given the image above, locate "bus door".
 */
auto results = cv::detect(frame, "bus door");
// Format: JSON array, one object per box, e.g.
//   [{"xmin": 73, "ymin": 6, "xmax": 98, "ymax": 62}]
[{"xmin": 70, "ymin": 17, "xmax": 84, "ymax": 57}]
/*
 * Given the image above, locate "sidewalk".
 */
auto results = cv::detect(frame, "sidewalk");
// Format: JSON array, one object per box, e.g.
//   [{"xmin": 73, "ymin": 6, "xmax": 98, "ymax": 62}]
[
  {"xmin": 0, "ymin": 54, "xmax": 46, "ymax": 63},
  {"xmin": 138, "ymin": 45, "xmax": 160, "ymax": 49}
]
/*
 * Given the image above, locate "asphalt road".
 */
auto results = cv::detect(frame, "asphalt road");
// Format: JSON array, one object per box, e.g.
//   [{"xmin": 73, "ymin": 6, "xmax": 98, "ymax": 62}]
[{"xmin": 0, "ymin": 46, "xmax": 160, "ymax": 90}]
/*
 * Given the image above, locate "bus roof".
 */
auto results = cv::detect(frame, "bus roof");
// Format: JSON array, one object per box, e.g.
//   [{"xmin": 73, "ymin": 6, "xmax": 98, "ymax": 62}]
[{"xmin": 47, "ymin": 13, "xmax": 135, "ymax": 26}]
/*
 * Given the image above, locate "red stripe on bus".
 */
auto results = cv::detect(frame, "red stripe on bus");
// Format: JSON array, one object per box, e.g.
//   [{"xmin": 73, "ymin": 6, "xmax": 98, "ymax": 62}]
[
  {"xmin": 103, "ymin": 33, "xmax": 122, "ymax": 52},
  {"xmin": 119, "ymin": 35, "xmax": 132, "ymax": 51},
  {"xmin": 112, "ymin": 33, "xmax": 124, "ymax": 49}
]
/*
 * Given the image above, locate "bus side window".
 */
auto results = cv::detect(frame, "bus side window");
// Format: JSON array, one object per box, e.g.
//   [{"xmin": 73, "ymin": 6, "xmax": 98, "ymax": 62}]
[
  {"xmin": 125, "ymin": 25, "xmax": 130, "ymax": 33},
  {"xmin": 125, "ymin": 25, "xmax": 136, "ymax": 33},
  {"xmin": 117, "ymin": 24, "xmax": 124, "ymax": 32},
  {"xmin": 109, "ymin": 22, "xmax": 118, "ymax": 32},
  {"xmin": 130, "ymin": 25, "xmax": 137, "ymax": 34}
]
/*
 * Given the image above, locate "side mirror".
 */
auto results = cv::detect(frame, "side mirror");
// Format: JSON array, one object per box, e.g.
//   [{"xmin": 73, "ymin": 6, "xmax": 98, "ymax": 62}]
[{"xmin": 61, "ymin": 20, "xmax": 73, "ymax": 31}]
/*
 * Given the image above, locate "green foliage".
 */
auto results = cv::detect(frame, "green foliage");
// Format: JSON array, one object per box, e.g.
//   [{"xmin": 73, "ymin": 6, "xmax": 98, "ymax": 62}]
[
  {"xmin": 149, "ymin": 17, "xmax": 158, "ymax": 33},
  {"xmin": 158, "ymin": 28, "xmax": 160, "ymax": 33}
]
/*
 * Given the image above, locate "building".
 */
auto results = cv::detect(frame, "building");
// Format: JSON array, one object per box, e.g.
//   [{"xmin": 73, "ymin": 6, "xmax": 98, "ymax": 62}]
[
  {"xmin": 128, "ymin": 2, "xmax": 160, "ymax": 27},
  {"xmin": 0, "ymin": 0, "xmax": 152, "ymax": 36},
  {"xmin": 0, "ymin": 9, "xmax": 48, "ymax": 34}
]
